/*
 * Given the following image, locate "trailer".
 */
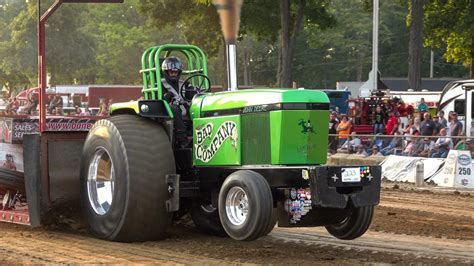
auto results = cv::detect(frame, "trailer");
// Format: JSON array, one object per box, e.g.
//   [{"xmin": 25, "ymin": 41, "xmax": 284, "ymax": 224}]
[
  {"xmin": 0, "ymin": 115, "xmax": 96, "ymax": 225},
  {"xmin": 438, "ymin": 79, "xmax": 474, "ymax": 139}
]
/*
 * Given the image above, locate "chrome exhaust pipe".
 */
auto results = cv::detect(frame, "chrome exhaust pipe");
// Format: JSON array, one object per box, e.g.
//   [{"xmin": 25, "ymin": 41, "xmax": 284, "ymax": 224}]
[{"xmin": 214, "ymin": 0, "xmax": 243, "ymax": 91}]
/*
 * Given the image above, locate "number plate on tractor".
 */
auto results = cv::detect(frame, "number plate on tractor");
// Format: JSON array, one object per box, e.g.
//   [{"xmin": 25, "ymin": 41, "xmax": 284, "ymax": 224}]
[{"xmin": 341, "ymin": 168, "xmax": 361, "ymax": 182}]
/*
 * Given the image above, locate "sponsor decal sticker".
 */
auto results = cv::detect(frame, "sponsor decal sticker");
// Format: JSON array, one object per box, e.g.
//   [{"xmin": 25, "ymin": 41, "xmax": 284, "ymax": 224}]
[
  {"xmin": 290, "ymin": 188, "xmax": 297, "ymax": 200},
  {"xmin": 447, "ymin": 154, "xmax": 456, "ymax": 164},
  {"xmin": 195, "ymin": 121, "xmax": 238, "ymax": 163},
  {"xmin": 298, "ymin": 119, "xmax": 315, "ymax": 134},
  {"xmin": 286, "ymin": 188, "xmax": 313, "ymax": 224},
  {"xmin": 458, "ymin": 154, "xmax": 471, "ymax": 166}
]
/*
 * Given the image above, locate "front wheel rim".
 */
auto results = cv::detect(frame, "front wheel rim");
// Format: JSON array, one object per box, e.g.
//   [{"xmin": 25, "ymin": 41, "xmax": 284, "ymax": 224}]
[
  {"xmin": 87, "ymin": 147, "xmax": 115, "ymax": 215},
  {"xmin": 225, "ymin": 187, "xmax": 249, "ymax": 226}
]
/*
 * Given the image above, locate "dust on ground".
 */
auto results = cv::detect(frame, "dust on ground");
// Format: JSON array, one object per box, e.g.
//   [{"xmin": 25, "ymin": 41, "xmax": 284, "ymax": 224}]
[{"xmin": 0, "ymin": 184, "xmax": 472, "ymax": 264}]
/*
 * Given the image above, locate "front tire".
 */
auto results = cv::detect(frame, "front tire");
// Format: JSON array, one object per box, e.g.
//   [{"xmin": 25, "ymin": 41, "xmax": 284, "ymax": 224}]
[
  {"xmin": 218, "ymin": 170, "xmax": 274, "ymax": 241},
  {"xmin": 325, "ymin": 205, "xmax": 374, "ymax": 240},
  {"xmin": 80, "ymin": 114, "xmax": 175, "ymax": 242}
]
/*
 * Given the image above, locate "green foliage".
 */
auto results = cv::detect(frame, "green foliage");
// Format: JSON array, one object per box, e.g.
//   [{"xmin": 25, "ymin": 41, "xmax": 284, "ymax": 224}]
[
  {"xmin": 424, "ymin": 0, "xmax": 473, "ymax": 66},
  {"xmin": 139, "ymin": 0, "xmax": 222, "ymax": 56},
  {"xmin": 302, "ymin": 0, "xmax": 412, "ymax": 87},
  {"xmin": 80, "ymin": 0, "xmax": 166, "ymax": 84},
  {"xmin": 0, "ymin": 1, "xmax": 35, "ymax": 93},
  {"xmin": 0, "ymin": 0, "xmax": 471, "ymax": 93}
]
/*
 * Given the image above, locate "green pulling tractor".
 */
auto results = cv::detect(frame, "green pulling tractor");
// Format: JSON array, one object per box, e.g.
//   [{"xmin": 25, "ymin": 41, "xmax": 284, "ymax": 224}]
[{"xmin": 80, "ymin": 44, "xmax": 381, "ymax": 242}]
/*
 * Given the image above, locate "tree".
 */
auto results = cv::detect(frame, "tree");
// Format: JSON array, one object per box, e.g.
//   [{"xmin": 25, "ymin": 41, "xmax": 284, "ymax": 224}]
[
  {"xmin": 243, "ymin": 0, "xmax": 334, "ymax": 87},
  {"xmin": 1, "ymin": 1, "xmax": 98, "ymax": 87},
  {"xmin": 81, "ymin": 0, "xmax": 173, "ymax": 84},
  {"xmin": 140, "ymin": 0, "xmax": 334, "ymax": 87},
  {"xmin": 0, "ymin": 0, "xmax": 34, "ymax": 93},
  {"xmin": 139, "ymin": 0, "xmax": 222, "ymax": 57},
  {"xmin": 424, "ymin": 0, "xmax": 474, "ymax": 77},
  {"xmin": 407, "ymin": 0, "xmax": 424, "ymax": 91}
]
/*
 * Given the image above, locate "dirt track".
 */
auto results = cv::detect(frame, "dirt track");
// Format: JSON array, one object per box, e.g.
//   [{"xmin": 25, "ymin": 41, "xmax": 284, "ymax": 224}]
[{"xmin": 0, "ymin": 186, "xmax": 472, "ymax": 264}]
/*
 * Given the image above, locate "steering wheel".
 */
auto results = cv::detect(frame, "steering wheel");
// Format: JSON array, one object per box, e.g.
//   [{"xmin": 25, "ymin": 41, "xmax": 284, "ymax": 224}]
[{"xmin": 179, "ymin": 74, "xmax": 211, "ymax": 101}]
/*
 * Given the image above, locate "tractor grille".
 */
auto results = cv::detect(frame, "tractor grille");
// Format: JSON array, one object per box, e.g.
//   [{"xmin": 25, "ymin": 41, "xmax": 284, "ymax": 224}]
[{"xmin": 241, "ymin": 112, "xmax": 271, "ymax": 165}]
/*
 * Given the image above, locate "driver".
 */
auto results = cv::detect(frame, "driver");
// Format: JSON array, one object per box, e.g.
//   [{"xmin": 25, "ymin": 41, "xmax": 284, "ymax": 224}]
[{"xmin": 161, "ymin": 56, "xmax": 194, "ymax": 147}]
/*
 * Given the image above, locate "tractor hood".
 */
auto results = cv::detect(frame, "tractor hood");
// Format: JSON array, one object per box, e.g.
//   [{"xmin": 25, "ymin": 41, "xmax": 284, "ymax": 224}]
[
  {"xmin": 190, "ymin": 89, "xmax": 330, "ymax": 118},
  {"xmin": 190, "ymin": 89, "xmax": 330, "ymax": 166}
]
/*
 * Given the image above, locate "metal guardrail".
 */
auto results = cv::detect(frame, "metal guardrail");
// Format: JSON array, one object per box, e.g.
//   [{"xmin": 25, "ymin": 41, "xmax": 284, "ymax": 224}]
[
  {"xmin": 328, "ymin": 134, "xmax": 473, "ymax": 140},
  {"xmin": 328, "ymin": 133, "xmax": 474, "ymax": 156}
]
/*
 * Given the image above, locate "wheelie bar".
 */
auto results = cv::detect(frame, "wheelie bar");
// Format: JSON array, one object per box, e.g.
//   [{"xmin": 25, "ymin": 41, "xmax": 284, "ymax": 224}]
[{"xmin": 277, "ymin": 165, "xmax": 381, "ymax": 227}]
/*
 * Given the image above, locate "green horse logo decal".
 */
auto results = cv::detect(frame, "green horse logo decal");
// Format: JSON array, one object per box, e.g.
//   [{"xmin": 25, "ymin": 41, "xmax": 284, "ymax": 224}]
[{"xmin": 299, "ymin": 119, "xmax": 315, "ymax": 134}]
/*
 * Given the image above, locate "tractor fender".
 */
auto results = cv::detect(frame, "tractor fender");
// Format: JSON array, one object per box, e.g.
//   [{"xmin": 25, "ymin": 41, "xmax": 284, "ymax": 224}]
[{"xmin": 109, "ymin": 100, "xmax": 174, "ymax": 119}]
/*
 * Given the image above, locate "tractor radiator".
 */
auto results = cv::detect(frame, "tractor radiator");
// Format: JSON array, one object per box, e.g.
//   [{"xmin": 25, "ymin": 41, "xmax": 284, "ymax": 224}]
[{"xmin": 241, "ymin": 112, "xmax": 271, "ymax": 165}]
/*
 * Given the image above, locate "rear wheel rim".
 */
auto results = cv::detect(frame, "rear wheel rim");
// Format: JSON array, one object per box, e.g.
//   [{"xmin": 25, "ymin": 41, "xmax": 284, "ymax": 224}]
[
  {"xmin": 225, "ymin": 187, "xmax": 249, "ymax": 226},
  {"xmin": 87, "ymin": 147, "xmax": 115, "ymax": 215}
]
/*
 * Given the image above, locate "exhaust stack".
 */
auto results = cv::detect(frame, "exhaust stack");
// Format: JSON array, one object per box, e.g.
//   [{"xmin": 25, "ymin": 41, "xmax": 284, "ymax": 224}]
[{"xmin": 214, "ymin": 0, "xmax": 243, "ymax": 91}]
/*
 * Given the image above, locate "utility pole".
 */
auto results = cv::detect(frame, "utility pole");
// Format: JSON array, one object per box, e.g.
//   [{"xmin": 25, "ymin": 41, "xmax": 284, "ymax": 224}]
[
  {"xmin": 430, "ymin": 50, "xmax": 434, "ymax": 78},
  {"xmin": 371, "ymin": 0, "xmax": 379, "ymax": 91}
]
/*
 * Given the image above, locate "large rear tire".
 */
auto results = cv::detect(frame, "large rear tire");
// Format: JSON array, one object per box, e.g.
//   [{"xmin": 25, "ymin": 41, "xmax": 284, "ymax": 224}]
[
  {"xmin": 80, "ymin": 114, "xmax": 175, "ymax": 242},
  {"xmin": 218, "ymin": 170, "xmax": 274, "ymax": 241},
  {"xmin": 325, "ymin": 205, "xmax": 374, "ymax": 240}
]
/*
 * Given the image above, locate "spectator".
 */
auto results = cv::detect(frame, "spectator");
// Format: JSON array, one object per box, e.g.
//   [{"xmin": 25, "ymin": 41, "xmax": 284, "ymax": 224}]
[
  {"xmin": 371, "ymin": 145, "xmax": 383, "ymax": 156},
  {"xmin": 403, "ymin": 131, "xmax": 420, "ymax": 156},
  {"xmin": 471, "ymin": 121, "xmax": 474, "ymax": 137},
  {"xmin": 49, "ymin": 95, "xmax": 63, "ymax": 113},
  {"xmin": 385, "ymin": 111, "xmax": 399, "ymax": 135},
  {"xmin": 450, "ymin": 112, "xmax": 463, "ymax": 144},
  {"xmin": 381, "ymin": 131, "xmax": 402, "ymax": 156},
  {"xmin": 47, "ymin": 95, "xmax": 53, "ymax": 106},
  {"xmin": 430, "ymin": 128, "xmax": 452, "ymax": 158},
  {"xmin": 432, "ymin": 115, "xmax": 442, "ymax": 135},
  {"xmin": 437, "ymin": 110, "xmax": 447, "ymax": 128},
  {"xmin": 75, "ymin": 105, "xmax": 82, "ymax": 115},
  {"xmin": 446, "ymin": 111, "xmax": 454, "ymax": 136},
  {"xmin": 417, "ymin": 98, "xmax": 428, "ymax": 119},
  {"xmin": 351, "ymin": 104, "xmax": 362, "ymax": 125},
  {"xmin": 411, "ymin": 117, "xmax": 421, "ymax": 135},
  {"xmin": 354, "ymin": 144, "xmax": 368, "ymax": 157},
  {"xmin": 336, "ymin": 115, "xmax": 352, "ymax": 147},
  {"xmin": 418, "ymin": 138, "xmax": 436, "ymax": 157},
  {"xmin": 4, "ymin": 98, "xmax": 14, "ymax": 115},
  {"xmin": 403, "ymin": 118, "xmax": 414, "ymax": 142},
  {"xmin": 454, "ymin": 133, "xmax": 467, "ymax": 150},
  {"xmin": 98, "ymin": 98, "xmax": 109, "ymax": 116},
  {"xmin": 24, "ymin": 93, "xmax": 38, "ymax": 115},
  {"xmin": 420, "ymin": 112, "xmax": 436, "ymax": 136},
  {"xmin": 337, "ymin": 132, "xmax": 361, "ymax": 153},
  {"xmin": 81, "ymin": 107, "xmax": 91, "ymax": 116},
  {"xmin": 403, "ymin": 118, "xmax": 414, "ymax": 133},
  {"xmin": 55, "ymin": 106, "xmax": 64, "ymax": 116},
  {"xmin": 328, "ymin": 112, "xmax": 339, "ymax": 154},
  {"xmin": 11, "ymin": 97, "xmax": 19, "ymax": 113},
  {"xmin": 373, "ymin": 106, "xmax": 386, "ymax": 134}
]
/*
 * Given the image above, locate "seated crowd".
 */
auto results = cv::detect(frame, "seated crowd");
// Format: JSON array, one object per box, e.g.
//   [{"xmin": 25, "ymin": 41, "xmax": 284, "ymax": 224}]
[
  {"xmin": 2, "ymin": 94, "xmax": 112, "ymax": 117},
  {"xmin": 329, "ymin": 107, "xmax": 472, "ymax": 158}
]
